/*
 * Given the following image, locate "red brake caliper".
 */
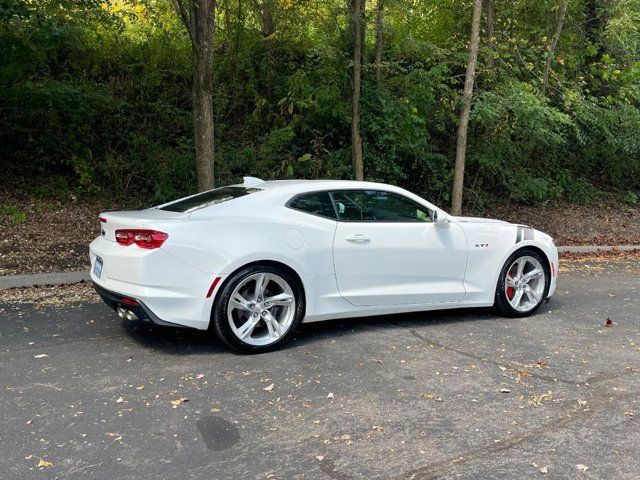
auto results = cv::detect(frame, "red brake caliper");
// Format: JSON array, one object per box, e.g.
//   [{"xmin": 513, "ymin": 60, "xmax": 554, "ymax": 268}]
[{"xmin": 506, "ymin": 272, "xmax": 515, "ymax": 299}]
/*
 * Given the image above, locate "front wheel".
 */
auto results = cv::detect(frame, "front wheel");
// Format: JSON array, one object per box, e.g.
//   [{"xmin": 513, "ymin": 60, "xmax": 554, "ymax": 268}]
[
  {"xmin": 494, "ymin": 249, "xmax": 550, "ymax": 317},
  {"xmin": 211, "ymin": 265, "xmax": 305, "ymax": 353}
]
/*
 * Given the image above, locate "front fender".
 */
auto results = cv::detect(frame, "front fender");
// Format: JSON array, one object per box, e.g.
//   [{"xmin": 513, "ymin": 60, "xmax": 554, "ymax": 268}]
[
  {"xmin": 490, "ymin": 233, "xmax": 559, "ymax": 299},
  {"xmin": 461, "ymin": 224, "xmax": 558, "ymax": 303}
]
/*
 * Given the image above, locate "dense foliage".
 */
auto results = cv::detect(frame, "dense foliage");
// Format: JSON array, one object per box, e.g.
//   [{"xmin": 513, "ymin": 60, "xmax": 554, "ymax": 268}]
[{"xmin": 1, "ymin": 0, "xmax": 639, "ymax": 207}]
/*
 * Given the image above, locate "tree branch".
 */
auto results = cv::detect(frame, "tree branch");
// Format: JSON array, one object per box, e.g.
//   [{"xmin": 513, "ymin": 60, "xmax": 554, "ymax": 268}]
[{"xmin": 171, "ymin": 0, "xmax": 195, "ymax": 44}]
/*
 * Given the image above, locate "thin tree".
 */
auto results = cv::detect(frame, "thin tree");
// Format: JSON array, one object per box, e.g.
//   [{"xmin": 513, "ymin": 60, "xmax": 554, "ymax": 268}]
[
  {"xmin": 374, "ymin": 0, "xmax": 384, "ymax": 87},
  {"xmin": 223, "ymin": 0, "xmax": 238, "ymax": 82},
  {"xmin": 172, "ymin": 0, "xmax": 216, "ymax": 191},
  {"xmin": 542, "ymin": 0, "xmax": 569, "ymax": 94},
  {"xmin": 486, "ymin": 0, "xmax": 494, "ymax": 68},
  {"xmin": 350, "ymin": 0, "xmax": 364, "ymax": 181},
  {"xmin": 451, "ymin": 0, "xmax": 483, "ymax": 216},
  {"xmin": 261, "ymin": 0, "xmax": 275, "ymax": 98}
]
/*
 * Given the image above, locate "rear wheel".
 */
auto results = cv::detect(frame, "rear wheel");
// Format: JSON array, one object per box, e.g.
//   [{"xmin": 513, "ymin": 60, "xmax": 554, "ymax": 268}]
[
  {"xmin": 494, "ymin": 249, "xmax": 550, "ymax": 317},
  {"xmin": 211, "ymin": 265, "xmax": 305, "ymax": 353}
]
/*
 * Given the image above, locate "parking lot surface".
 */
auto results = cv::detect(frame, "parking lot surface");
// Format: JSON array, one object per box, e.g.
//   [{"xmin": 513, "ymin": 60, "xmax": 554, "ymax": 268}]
[{"xmin": 1, "ymin": 258, "xmax": 639, "ymax": 479}]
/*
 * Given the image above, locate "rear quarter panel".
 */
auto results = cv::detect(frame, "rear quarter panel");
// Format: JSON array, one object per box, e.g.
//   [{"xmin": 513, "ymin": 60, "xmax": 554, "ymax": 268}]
[{"xmin": 157, "ymin": 207, "xmax": 337, "ymax": 277}]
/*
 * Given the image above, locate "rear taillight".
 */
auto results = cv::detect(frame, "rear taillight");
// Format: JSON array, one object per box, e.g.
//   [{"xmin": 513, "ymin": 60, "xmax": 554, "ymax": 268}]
[{"xmin": 115, "ymin": 229, "xmax": 168, "ymax": 249}]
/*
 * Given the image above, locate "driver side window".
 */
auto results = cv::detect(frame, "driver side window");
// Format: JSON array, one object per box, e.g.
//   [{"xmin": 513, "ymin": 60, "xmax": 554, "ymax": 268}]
[{"xmin": 330, "ymin": 190, "xmax": 433, "ymax": 223}]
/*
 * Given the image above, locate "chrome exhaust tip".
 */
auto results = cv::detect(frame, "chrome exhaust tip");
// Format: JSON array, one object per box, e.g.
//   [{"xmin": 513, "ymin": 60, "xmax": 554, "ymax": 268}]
[
  {"xmin": 117, "ymin": 307, "xmax": 126, "ymax": 319},
  {"xmin": 125, "ymin": 310, "xmax": 138, "ymax": 321}
]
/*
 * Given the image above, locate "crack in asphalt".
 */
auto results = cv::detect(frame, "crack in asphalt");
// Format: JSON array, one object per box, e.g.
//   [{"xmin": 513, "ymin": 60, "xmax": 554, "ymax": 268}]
[
  {"xmin": 392, "ymin": 387, "xmax": 640, "ymax": 480},
  {"xmin": 317, "ymin": 323, "xmax": 639, "ymax": 480},
  {"xmin": 396, "ymin": 323, "xmax": 580, "ymax": 386}
]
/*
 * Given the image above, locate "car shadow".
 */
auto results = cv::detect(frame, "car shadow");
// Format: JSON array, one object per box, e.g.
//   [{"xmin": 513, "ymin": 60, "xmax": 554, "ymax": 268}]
[
  {"xmin": 293, "ymin": 306, "xmax": 496, "ymax": 346},
  {"xmin": 120, "ymin": 320, "xmax": 229, "ymax": 355},
  {"xmin": 118, "ymin": 303, "xmax": 535, "ymax": 356}
]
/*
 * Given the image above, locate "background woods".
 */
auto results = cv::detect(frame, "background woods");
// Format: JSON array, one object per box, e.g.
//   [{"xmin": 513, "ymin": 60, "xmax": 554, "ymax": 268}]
[{"xmin": 1, "ymin": 0, "xmax": 639, "ymax": 209}]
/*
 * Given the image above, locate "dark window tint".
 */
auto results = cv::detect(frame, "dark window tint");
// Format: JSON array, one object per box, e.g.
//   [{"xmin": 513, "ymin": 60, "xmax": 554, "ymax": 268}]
[
  {"xmin": 331, "ymin": 190, "xmax": 432, "ymax": 222},
  {"xmin": 288, "ymin": 192, "xmax": 336, "ymax": 219},
  {"xmin": 160, "ymin": 186, "xmax": 259, "ymax": 213}
]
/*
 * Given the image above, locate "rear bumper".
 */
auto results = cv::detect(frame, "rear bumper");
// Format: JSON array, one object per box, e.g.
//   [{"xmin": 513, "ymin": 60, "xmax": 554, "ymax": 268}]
[
  {"xmin": 93, "ymin": 282, "xmax": 186, "ymax": 328},
  {"xmin": 89, "ymin": 235, "xmax": 220, "ymax": 330}
]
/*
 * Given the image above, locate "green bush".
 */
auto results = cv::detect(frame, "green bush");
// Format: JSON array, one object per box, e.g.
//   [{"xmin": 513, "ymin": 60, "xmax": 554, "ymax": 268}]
[
  {"xmin": 1, "ymin": 0, "xmax": 638, "ymax": 207},
  {"xmin": 0, "ymin": 204, "xmax": 27, "ymax": 225}
]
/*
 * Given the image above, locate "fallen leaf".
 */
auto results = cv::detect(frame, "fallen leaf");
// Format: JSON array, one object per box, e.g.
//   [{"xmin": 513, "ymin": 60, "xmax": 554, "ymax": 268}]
[
  {"xmin": 37, "ymin": 459, "xmax": 53, "ymax": 469},
  {"xmin": 605, "ymin": 318, "xmax": 615, "ymax": 327},
  {"xmin": 340, "ymin": 434, "xmax": 351, "ymax": 440},
  {"xmin": 519, "ymin": 369, "xmax": 532, "ymax": 377},
  {"xmin": 210, "ymin": 407, "xmax": 220, "ymax": 413},
  {"xmin": 499, "ymin": 388, "xmax": 511, "ymax": 393},
  {"xmin": 315, "ymin": 455, "xmax": 324, "ymax": 461},
  {"xmin": 529, "ymin": 391, "xmax": 553, "ymax": 407},
  {"xmin": 539, "ymin": 465, "xmax": 549, "ymax": 474},
  {"xmin": 170, "ymin": 397, "xmax": 189, "ymax": 407},
  {"xmin": 537, "ymin": 359, "xmax": 548, "ymax": 367},
  {"xmin": 575, "ymin": 464, "xmax": 589, "ymax": 472},
  {"xmin": 116, "ymin": 397, "xmax": 124, "ymax": 403},
  {"xmin": 263, "ymin": 383, "xmax": 275, "ymax": 393},
  {"xmin": 327, "ymin": 392, "xmax": 334, "ymax": 399},
  {"xmin": 420, "ymin": 393, "xmax": 435, "ymax": 399},
  {"xmin": 371, "ymin": 425, "xmax": 383, "ymax": 432}
]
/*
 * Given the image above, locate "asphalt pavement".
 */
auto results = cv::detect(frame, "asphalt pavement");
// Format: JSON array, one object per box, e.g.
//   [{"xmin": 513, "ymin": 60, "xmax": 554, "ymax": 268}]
[{"xmin": 1, "ymin": 259, "xmax": 638, "ymax": 479}]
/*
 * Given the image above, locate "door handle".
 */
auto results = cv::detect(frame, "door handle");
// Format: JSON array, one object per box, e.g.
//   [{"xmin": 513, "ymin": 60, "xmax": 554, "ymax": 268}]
[{"xmin": 345, "ymin": 233, "xmax": 370, "ymax": 243}]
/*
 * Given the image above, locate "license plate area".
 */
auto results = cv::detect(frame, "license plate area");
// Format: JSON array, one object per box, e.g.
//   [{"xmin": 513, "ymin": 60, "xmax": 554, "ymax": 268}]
[{"xmin": 93, "ymin": 256, "xmax": 103, "ymax": 278}]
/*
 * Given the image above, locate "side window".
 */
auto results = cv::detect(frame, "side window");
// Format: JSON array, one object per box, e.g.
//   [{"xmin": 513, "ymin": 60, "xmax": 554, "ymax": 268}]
[
  {"xmin": 287, "ymin": 192, "xmax": 337, "ymax": 219},
  {"xmin": 331, "ymin": 190, "xmax": 433, "ymax": 223}
]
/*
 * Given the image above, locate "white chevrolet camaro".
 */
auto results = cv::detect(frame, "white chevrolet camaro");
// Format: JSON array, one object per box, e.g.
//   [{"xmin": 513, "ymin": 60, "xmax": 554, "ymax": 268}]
[{"xmin": 90, "ymin": 178, "xmax": 558, "ymax": 352}]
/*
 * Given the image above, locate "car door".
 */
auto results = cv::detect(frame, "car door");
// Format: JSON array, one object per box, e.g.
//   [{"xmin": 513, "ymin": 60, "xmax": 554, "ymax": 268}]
[{"xmin": 331, "ymin": 189, "xmax": 468, "ymax": 307}]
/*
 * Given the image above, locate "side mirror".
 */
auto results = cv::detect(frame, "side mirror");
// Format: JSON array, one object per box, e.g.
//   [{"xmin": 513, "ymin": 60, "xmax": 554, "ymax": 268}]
[{"xmin": 433, "ymin": 210, "xmax": 450, "ymax": 227}]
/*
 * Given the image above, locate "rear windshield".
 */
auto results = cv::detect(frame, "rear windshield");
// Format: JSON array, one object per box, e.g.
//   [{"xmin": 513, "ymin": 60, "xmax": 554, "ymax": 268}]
[{"xmin": 159, "ymin": 186, "xmax": 260, "ymax": 213}]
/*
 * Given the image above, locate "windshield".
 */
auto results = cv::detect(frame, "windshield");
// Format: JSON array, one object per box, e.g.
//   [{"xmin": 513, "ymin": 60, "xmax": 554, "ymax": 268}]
[{"xmin": 159, "ymin": 186, "xmax": 260, "ymax": 213}]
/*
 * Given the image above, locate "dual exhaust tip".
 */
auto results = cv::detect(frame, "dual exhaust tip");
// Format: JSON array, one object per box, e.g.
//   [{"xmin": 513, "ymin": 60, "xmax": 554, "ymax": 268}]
[{"xmin": 116, "ymin": 306, "xmax": 138, "ymax": 321}]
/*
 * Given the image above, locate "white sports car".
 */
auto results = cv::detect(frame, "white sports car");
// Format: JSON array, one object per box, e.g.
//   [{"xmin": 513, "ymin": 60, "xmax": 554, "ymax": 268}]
[{"xmin": 90, "ymin": 178, "xmax": 558, "ymax": 352}]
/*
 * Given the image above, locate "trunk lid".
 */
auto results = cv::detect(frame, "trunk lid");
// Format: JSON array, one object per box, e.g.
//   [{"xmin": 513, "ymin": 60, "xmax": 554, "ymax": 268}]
[{"xmin": 99, "ymin": 208, "xmax": 187, "ymax": 242}]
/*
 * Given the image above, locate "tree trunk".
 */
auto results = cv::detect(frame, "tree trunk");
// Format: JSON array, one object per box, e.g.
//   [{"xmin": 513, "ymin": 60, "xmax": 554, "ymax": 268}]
[
  {"xmin": 172, "ymin": 0, "xmax": 217, "ymax": 192},
  {"xmin": 374, "ymin": 0, "xmax": 384, "ymax": 87},
  {"xmin": 233, "ymin": 0, "xmax": 243, "ymax": 82},
  {"xmin": 351, "ymin": 0, "xmax": 364, "ymax": 181},
  {"xmin": 262, "ymin": 0, "xmax": 275, "ymax": 98},
  {"xmin": 542, "ymin": 0, "xmax": 569, "ymax": 94},
  {"xmin": 223, "ymin": 0, "xmax": 238, "ymax": 81},
  {"xmin": 224, "ymin": 0, "xmax": 232, "ymax": 52},
  {"xmin": 451, "ymin": 0, "xmax": 483, "ymax": 216},
  {"xmin": 361, "ymin": 0, "xmax": 367, "ymax": 66},
  {"xmin": 193, "ymin": 46, "xmax": 215, "ymax": 192},
  {"xmin": 486, "ymin": 0, "xmax": 494, "ymax": 68}
]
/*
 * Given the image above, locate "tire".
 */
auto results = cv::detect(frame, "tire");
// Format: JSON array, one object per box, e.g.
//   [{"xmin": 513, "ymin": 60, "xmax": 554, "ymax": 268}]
[
  {"xmin": 494, "ymin": 248, "xmax": 550, "ymax": 317},
  {"xmin": 211, "ymin": 264, "xmax": 305, "ymax": 353}
]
